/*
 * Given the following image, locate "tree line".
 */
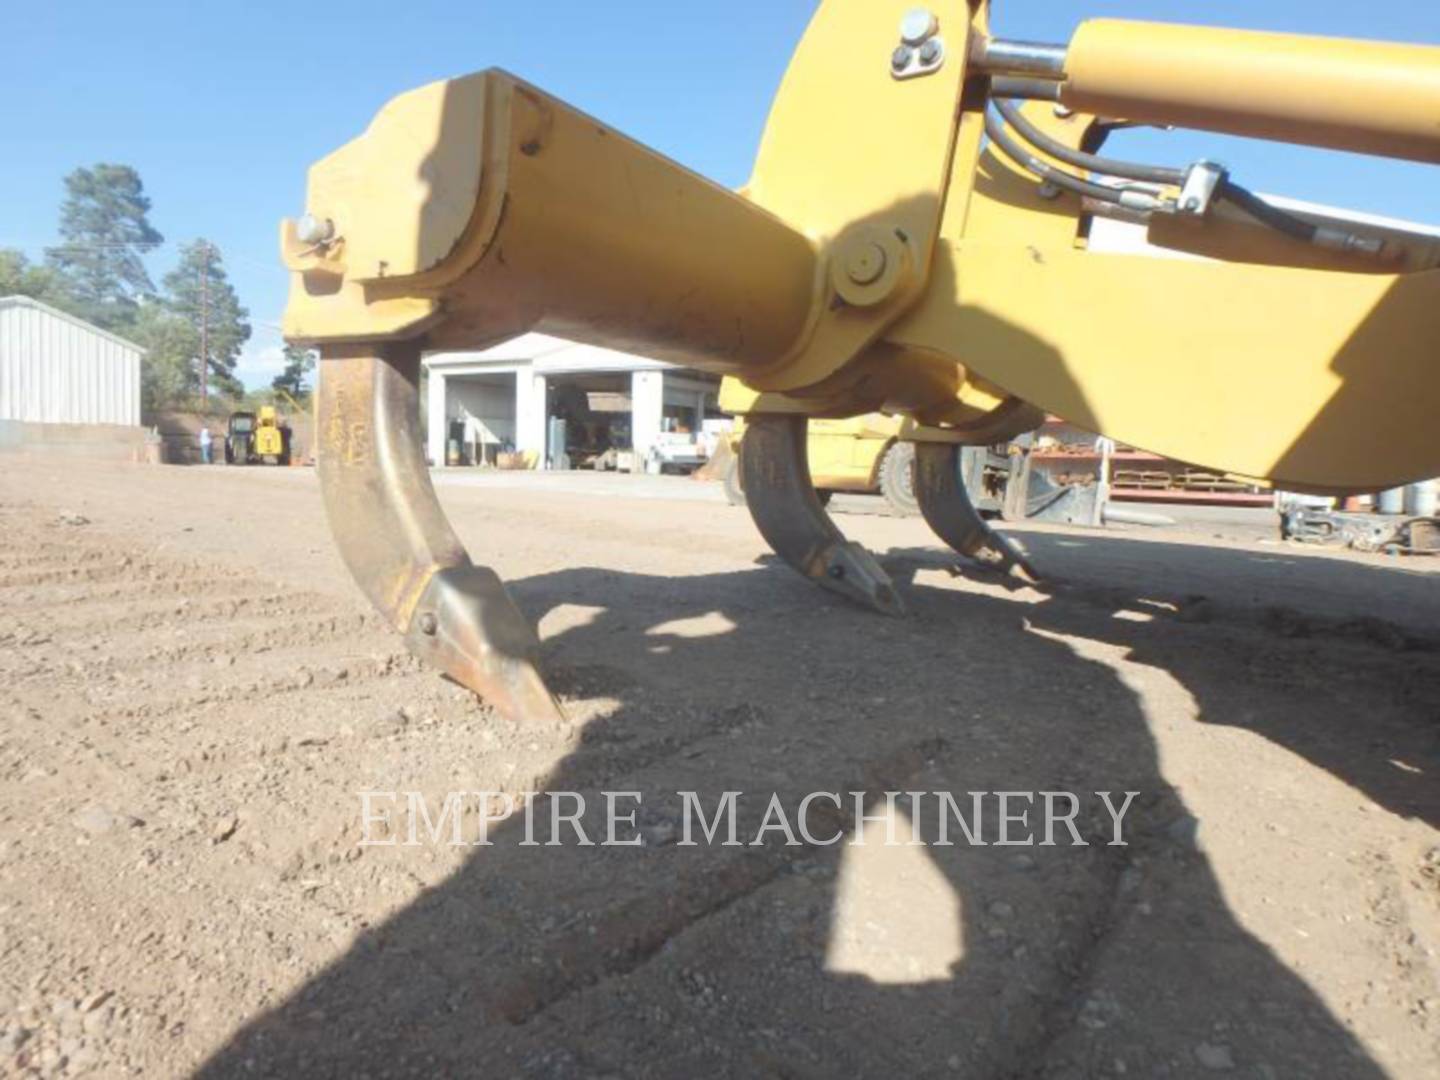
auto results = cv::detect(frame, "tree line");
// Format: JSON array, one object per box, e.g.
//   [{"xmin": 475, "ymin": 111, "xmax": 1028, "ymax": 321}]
[{"xmin": 0, "ymin": 163, "xmax": 313, "ymax": 411}]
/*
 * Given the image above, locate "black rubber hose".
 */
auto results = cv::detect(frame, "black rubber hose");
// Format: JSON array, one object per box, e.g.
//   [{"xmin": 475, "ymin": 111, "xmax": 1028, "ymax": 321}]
[
  {"xmin": 983, "ymin": 109, "xmax": 1128, "ymax": 205},
  {"xmin": 991, "ymin": 101, "xmax": 1323, "ymax": 244},
  {"xmin": 1216, "ymin": 180, "xmax": 1318, "ymax": 242},
  {"xmin": 994, "ymin": 98, "xmax": 1186, "ymax": 186}
]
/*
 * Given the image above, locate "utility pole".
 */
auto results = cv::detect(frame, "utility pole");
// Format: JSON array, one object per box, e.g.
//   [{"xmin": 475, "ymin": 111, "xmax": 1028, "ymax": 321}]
[{"xmin": 198, "ymin": 242, "xmax": 210, "ymax": 407}]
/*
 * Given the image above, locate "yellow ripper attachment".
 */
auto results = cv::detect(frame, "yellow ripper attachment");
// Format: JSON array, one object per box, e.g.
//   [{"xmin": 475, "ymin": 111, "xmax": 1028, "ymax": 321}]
[
  {"xmin": 317, "ymin": 342, "xmax": 566, "ymax": 728},
  {"xmin": 283, "ymin": 0, "xmax": 1440, "ymax": 722}
]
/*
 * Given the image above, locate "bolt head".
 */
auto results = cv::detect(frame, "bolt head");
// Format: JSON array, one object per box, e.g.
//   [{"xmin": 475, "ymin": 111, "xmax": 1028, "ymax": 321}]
[
  {"xmin": 845, "ymin": 242, "xmax": 888, "ymax": 286},
  {"xmin": 891, "ymin": 45, "xmax": 914, "ymax": 71},
  {"xmin": 295, "ymin": 213, "xmax": 334, "ymax": 245},
  {"xmin": 899, "ymin": 8, "xmax": 939, "ymax": 45},
  {"xmin": 418, "ymin": 612, "xmax": 438, "ymax": 636},
  {"xmin": 918, "ymin": 38, "xmax": 943, "ymax": 65}
]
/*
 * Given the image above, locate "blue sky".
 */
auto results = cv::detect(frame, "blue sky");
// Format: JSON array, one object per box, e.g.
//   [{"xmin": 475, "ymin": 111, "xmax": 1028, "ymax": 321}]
[{"xmin": 3, "ymin": 1, "xmax": 1437, "ymax": 388}]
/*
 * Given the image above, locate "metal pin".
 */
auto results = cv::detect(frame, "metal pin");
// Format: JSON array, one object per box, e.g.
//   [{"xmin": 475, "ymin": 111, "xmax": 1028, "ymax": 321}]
[
  {"xmin": 295, "ymin": 214, "xmax": 335, "ymax": 245},
  {"xmin": 900, "ymin": 9, "xmax": 939, "ymax": 46}
]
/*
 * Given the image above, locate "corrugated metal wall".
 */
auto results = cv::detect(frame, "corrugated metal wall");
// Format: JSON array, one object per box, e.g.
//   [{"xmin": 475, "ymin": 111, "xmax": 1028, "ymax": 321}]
[{"xmin": 0, "ymin": 298, "xmax": 142, "ymax": 426}]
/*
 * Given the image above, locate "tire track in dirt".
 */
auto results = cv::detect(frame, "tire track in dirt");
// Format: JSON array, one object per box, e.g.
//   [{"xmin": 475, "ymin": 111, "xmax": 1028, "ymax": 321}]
[{"xmin": 0, "ymin": 505, "xmax": 533, "ymax": 1075}]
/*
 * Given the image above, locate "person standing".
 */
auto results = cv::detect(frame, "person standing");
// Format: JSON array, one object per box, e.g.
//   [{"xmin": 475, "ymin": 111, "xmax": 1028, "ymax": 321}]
[{"xmin": 199, "ymin": 426, "xmax": 213, "ymax": 465}]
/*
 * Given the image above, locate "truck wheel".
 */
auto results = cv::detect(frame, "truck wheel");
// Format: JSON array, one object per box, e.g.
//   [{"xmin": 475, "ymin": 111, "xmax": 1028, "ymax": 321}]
[
  {"xmin": 722, "ymin": 456, "xmax": 746, "ymax": 506},
  {"xmin": 879, "ymin": 442, "xmax": 919, "ymax": 516}
]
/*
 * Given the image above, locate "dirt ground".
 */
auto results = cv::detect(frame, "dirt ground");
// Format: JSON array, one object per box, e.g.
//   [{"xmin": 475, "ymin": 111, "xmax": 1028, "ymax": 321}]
[{"xmin": 1, "ymin": 460, "xmax": 1436, "ymax": 1079}]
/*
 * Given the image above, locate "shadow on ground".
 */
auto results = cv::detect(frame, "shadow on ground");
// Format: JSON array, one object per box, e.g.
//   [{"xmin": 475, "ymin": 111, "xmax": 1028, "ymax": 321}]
[{"xmin": 194, "ymin": 529, "xmax": 1437, "ymax": 1078}]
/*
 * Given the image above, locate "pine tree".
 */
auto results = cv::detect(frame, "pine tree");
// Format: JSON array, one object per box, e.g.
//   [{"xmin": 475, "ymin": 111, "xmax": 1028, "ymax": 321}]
[
  {"xmin": 160, "ymin": 240, "xmax": 251, "ymax": 401},
  {"xmin": 132, "ymin": 240, "xmax": 252, "ymax": 409},
  {"xmin": 0, "ymin": 249, "xmax": 76, "ymax": 312},
  {"xmin": 45, "ymin": 165, "xmax": 163, "ymax": 331},
  {"xmin": 272, "ymin": 344, "xmax": 316, "ymax": 399},
  {"xmin": 133, "ymin": 301, "xmax": 198, "ymax": 410}
]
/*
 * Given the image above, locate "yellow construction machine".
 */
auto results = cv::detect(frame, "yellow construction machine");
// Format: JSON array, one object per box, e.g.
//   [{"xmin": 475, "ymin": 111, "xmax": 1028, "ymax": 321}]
[
  {"xmin": 281, "ymin": 1, "xmax": 1440, "ymax": 724},
  {"xmin": 253, "ymin": 406, "xmax": 289, "ymax": 465},
  {"xmin": 224, "ymin": 406, "xmax": 291, "ymax": 466}
]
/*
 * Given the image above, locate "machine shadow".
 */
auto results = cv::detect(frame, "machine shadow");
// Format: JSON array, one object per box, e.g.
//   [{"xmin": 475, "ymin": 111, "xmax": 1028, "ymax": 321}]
[
  {"xmin": 195, "ymin": 550, "xmax": 1398, "ymax": 1078},
  {"xmin": 885, "ymin": 529, "xmax": 1439, "ymax": 829}
]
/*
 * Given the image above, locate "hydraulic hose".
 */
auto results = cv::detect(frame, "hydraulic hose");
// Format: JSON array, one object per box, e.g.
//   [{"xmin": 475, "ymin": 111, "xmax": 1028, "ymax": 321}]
[
  {"xmin": 988, "ymin": 103, "xmax": 1337, "ymax": 248},
  {"xmin": 983, "ymin": 108, "xmax": 1132, "ymax": 206},
  {"xmin": 1215, "ymin": 180, "xmax": 1317, "ymax": 242},
  {"xmin": 993, "ymin": 98, "xmax": 1185, "ymax": 187}
]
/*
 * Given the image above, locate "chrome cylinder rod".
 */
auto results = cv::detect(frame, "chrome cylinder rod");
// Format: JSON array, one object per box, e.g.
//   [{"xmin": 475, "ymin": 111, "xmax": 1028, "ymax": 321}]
[{"xmin": 970, "ymin": 37, "xmax": 1068, "ymax": 79}]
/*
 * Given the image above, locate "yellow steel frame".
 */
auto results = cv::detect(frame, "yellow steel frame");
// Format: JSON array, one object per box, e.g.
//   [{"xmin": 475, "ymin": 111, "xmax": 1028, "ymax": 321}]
[{"xmin": 283, "ymin": 0, "xmax": 1440, "ymax": 493}]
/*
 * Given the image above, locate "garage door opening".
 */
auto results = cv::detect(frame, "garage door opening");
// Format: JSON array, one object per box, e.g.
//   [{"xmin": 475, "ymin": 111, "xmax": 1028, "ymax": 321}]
[
  {"xmin": 545, "ymin": 372, "xmax": 634, "ymax": 470},
  {"xmin": 443, "ymin": 371, "xmax": 517, "ymax": 466}
]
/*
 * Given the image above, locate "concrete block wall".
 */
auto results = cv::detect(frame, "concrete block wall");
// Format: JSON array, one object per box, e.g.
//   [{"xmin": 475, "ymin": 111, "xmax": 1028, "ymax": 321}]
[{"xmin": 0, "ymin": 419, "xmax": 153, "ymax": 462}]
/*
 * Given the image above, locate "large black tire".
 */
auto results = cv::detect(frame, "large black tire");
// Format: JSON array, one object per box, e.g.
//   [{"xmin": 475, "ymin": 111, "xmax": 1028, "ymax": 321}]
[{"xmin": 878, "ymin": 441, "xmax": 919, "ymax": 517}]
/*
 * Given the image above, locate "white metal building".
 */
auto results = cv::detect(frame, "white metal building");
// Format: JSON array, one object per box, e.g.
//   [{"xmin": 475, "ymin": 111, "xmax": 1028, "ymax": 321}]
[
  {"xmin": 0, "ymin": 296, "xmax": 143, "ymax": 426},
  {"xmin": 424, "ymin": 333, "xmax": 720, "ymax": 468}
]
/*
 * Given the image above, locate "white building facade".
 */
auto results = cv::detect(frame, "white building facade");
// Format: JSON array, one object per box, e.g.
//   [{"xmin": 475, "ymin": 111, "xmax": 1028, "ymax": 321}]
[
  {"xmin": 0, "ymin": 296, "xmax": 143, "ymax": 426},
  {"xmin": 424, "ymin": 334, "xmax": 719, "ymax": 469}
]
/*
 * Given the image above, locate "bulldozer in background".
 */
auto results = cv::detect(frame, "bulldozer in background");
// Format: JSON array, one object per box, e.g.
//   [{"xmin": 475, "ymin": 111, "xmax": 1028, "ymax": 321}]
[
  {"xmin": 224, "ymin": 406, "xmax": 291, "ymax": 466},
  {"xmin": 280, "ymin": 0, "xmax": 1440, "ymax": 725}
]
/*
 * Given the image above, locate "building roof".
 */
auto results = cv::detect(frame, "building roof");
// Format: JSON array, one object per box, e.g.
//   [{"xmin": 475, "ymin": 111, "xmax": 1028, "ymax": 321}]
[
  {"xmin": 424, "ymin": 332, "xmax": 673, "ymax": 374},
  {"xmin": 0, "ymin": 295, "xmax": 147, "ymax": 355}
]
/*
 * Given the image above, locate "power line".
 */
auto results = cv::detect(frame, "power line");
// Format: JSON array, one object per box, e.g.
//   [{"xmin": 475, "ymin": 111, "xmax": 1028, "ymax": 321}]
[
  {"xmin": 37, "ymin": 243, "xmax": 163, "ymax": 251},
  {"xmin": 7, "ymin": 239, "xmax": 278, "ymax": 274}
]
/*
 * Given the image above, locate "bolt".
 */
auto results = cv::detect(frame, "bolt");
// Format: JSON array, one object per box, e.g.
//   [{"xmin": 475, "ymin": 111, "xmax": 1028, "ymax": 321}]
[
  {"xmin": 827, "ymin": 564, "xmax": 847, "ymax": 580},
  {"xmin": 1053, "ymin": 104, "xmax": 1074, "ymax": 119},
  {"xmin": 900, "ymin": 8, "xmax": 939, "ymax": 45},
  {"xmin": 845, "ymin": 242, "xmax": 888, "ymax": 286},
  {"xmin": 1037, "ymin": 181, "xmax": 1061, "ymax": 201},
  {"xmin": 1183, "ymin": 196, "xmax": 1202, "ymax": 212},
  {"xmin": 891, "ymin": 45, "xmax": 914, "ymax": 72},
  {"xmin": 294, "ymin": 214, "xmax": 334, "ymax": 245},
  {"xmin": 918, "ymin": 38, "xmax": 943, "ymax": 65},
  {"xmin": 418, "ymin": 612, "xmax": 438, "ymax": 636}
]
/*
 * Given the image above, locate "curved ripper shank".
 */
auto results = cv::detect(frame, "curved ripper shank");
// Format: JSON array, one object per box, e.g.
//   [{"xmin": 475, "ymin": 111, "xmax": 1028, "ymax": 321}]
[
  {"xmin": 317, "ymin": 344, "xmax": 566, "ymax": 727},
  {"xmin": 913, "ymin": 443, "xmax": 1039, "ymax": 582},
  {"xmin": 740, "ymin": 415, "xmax": 905, "ymax": 617}
]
